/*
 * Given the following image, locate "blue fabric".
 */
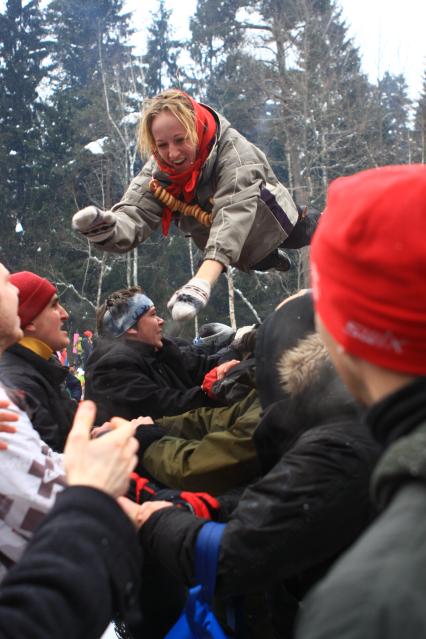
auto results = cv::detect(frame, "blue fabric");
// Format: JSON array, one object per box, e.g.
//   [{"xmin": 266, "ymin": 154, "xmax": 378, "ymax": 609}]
[
  {"xmin": 165, "ymin": 522, "xmax": 228, "ymax": 639},
  {"xmin": 102, "ymin": 293, "xmax": 153, "ymax": 337}
]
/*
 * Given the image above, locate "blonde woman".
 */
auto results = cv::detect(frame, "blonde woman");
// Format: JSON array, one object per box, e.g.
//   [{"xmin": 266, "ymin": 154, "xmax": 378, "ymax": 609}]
[{"xmin": 73, "ymin": 90, "xmax": 318, "ymax": 320}]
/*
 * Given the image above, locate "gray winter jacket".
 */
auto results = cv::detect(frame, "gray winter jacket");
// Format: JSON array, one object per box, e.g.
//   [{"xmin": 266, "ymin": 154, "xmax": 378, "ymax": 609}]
[
  {"xmin": 295, "ymin": 378, "xmax": 426, "ymax": 639},
  {"xmin": 98, "ymin": 106, "xmax": 298, "ymax": 271}
]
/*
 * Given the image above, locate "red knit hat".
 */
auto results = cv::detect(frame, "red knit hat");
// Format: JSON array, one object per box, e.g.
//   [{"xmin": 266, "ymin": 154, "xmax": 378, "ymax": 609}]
[
  {"xmin": 10, "ymin": 271, "xmax": 57, "ymax": 329},
  {"xmin": 311, "ymin": 164, "xmax": 426, "ymax": 375}
]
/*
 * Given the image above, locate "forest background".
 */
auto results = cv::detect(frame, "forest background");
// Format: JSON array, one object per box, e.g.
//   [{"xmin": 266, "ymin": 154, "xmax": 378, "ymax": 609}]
[{"xmin": 1, "ymin": 0, "xmax": 425, "ymax": 339}]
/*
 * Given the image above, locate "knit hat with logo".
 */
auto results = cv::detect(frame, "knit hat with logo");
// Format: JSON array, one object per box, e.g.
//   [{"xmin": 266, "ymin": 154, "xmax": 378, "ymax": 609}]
[
  {"xmin": 311, "ymin": 164, "xmax": 426, "ymax": 375},
  {"xmin": 10, "ymin": 271, "xmax": 57, "ymax": 329}
]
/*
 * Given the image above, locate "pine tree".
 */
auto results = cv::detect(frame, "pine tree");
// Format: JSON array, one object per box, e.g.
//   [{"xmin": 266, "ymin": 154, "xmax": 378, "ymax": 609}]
[
  {"xmin": 292, "ymin": 1, "xmax": 374, "ymax": 206},
  {"xmin": 45, "ymin": 0, "xmax": 136, "ymax": 189},
  {"xmin": 0, "ymin": 0, "xmax": 49, "ymax": 269},
  {"xmin": 367, "ymin": 72, "xmax": 412, "ymax": 167},
  {"xmin": 143, "ymin": 0, "xmax": 181, "ymax": 94},
  {"xmin": 413, "ymin": 72, "xmax": 426, "ymax": 163},
  {"xmin": 189, "ymin": 0, "xmax": 246, "ymax": 79},
  {"xmin": 40, "ymin": 0, "xmax": 142, "ymax": 305}
]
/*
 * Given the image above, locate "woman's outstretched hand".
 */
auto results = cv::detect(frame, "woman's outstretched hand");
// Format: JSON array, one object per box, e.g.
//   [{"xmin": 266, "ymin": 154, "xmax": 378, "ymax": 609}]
[{"xmin": 167, "ymin": 277, "xmax": 211, "ymax": 321}]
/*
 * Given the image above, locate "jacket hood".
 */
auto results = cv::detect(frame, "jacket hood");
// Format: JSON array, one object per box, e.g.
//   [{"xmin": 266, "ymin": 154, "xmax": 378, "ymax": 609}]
[
  {"xmin": 255, "ymin": 290, "xmax": 315, "ymax": 409},
  {"xmin": 254, "ymin": 331, "xmax": 359, "ymax": 472},
  {"xmin": 371, "ymin": 420, "xmax": 426, "ymax": 510}
]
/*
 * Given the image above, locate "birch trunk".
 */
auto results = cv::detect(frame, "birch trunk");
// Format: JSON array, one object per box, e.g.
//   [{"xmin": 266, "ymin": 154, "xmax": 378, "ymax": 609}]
[{"xmin": 227, "ymin": 268, "xmax": 237, "ymax": 329}]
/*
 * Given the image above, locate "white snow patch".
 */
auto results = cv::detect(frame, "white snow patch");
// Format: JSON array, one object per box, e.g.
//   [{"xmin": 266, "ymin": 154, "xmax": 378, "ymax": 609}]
[
  {"xmin": 120, "ymin": 112, "xmax": 140, "ymax": 126},
  {"xmin": 15, "ymin": 221, "xmax": 24, "ymax": 233},
  {"xmin": 84, "ymin": 137, "xmax": 109, "ymax": 155}
]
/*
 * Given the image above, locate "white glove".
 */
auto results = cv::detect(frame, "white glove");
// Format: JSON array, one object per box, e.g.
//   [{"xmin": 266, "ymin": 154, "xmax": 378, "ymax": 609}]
[
  {"xmin": 72, "ymin": 206, "xmax": 117, "ymax": 243},
  {"xmin": 167, "ymin": 278, "xmax": 211, "ymax": 321}
]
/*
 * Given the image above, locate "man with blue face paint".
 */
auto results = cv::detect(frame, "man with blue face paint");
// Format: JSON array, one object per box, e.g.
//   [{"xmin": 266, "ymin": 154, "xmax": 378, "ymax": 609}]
[{"xmin": 84, "ymin": 286, "xmax": 223, "ymax": 426}]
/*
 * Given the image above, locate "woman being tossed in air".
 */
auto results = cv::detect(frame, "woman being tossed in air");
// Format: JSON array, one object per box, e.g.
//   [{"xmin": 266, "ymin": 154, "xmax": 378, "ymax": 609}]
[{"xmin": 73, "ymin": 89, "xmax": 318, "ymax": 320}]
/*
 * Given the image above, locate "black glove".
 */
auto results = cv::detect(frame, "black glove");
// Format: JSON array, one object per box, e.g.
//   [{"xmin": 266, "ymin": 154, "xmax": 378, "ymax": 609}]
[{"xmin": 134, "ymin": 424, "xmax": 167, "ymax": 456}]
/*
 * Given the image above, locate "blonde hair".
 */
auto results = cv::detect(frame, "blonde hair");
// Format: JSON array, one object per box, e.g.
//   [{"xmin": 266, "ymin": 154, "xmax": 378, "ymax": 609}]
[{"xmin": 137, "ymin": 89, "xmax": 198, "ymax": 158}]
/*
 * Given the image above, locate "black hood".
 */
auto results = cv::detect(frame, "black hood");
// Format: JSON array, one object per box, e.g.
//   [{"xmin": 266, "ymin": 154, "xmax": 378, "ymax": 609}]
[{"xmin": 255, "ymin": 290, "xmax": 315, "ymax": 409}]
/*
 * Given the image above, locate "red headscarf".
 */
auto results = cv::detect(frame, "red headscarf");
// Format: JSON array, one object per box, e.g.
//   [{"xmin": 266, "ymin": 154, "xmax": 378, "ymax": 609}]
[{"xmin": 153, "ymin": 93, "xmax": 217, "ymax": 235}]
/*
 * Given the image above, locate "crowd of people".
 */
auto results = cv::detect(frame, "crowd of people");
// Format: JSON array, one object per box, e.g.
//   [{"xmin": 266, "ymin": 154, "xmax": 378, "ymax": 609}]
[{"xmin": 1, "ymin": 86, "xmax": 425, "ymax": 639}]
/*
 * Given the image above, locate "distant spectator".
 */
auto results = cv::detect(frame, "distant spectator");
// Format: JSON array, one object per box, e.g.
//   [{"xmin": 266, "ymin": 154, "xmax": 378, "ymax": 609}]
[
  {"xmin": 65, "ymin": 365, "xmax": 82, "ymax": 401},
  {"xmin": 81, "ymin": 330, "xmax": 93, "ymax": 370}
]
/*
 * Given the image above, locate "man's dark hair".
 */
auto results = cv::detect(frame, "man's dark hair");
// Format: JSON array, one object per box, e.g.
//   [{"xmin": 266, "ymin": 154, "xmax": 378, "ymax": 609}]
[{"xmin": 96, "ymin": 287, "xmax": 143, "ymax": 336}]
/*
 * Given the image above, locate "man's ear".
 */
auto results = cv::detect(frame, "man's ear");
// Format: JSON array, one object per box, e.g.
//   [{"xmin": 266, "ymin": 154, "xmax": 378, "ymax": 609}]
[
  {"xmin": 24, "ymin": 322, "xmax": 37, "ymax": 335},
  {"xmin": 126, "ymin": 327, "xmax": 138, "ymax": 336}
]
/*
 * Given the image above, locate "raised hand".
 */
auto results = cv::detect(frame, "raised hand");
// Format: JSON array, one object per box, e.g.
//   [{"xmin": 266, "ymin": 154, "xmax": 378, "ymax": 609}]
[
  {"xmin": 64, "ymin": 401, "xmax": 139, "ymax": 498},
  {"xmin": 167, "ymin": 278, "xmax": 211, "ymax": 321},
  {"xmin": 72, "ymin": 206, "xmax": 116, "ymax": 243}
]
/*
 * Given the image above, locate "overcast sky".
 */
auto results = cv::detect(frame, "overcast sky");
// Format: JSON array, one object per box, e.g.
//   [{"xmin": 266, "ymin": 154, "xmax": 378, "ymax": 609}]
[
  {"xmin": 1, "ymin": 0, "xmax": 422, "ymax": 99},
  {"xmin": 125, "ymin": 0, "xmax": 425, "ymax": 102}
]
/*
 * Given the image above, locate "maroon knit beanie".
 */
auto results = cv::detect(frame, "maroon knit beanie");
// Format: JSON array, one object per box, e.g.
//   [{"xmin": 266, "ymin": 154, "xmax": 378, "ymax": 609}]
[
  {"xmin": 311, "ymin": 164, "xmax": 426, "ymax": 375},
  {"xmin": 10, "ymin": 271, "xmax": 57, "ymax": 328}
]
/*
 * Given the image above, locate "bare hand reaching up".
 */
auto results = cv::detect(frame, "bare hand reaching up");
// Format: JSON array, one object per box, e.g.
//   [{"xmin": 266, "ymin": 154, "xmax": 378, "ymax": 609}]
[
  {"xmin": 91, "ymin": 415, "xmax": 154, "ymax": 439},
  {"xmin": 64, "ymin": 401, "xmax": 139, "ymax": 498}
]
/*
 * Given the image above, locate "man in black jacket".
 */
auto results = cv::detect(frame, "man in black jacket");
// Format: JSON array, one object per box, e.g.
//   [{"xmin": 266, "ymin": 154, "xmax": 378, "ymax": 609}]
[
  {"xmin": 132, "ymin": 291, "xmax": 379, "ymax": 637},
  {"xmin": 85, "ymin": 286, "xmax": 224, "ymax": 424},
  {"xmin": 294, "ymin": 165, "xmax": 426, "ymax": 639},
  {"xmin": 0, "ymin": 271, "xmax": 76, "ymax": 452}
]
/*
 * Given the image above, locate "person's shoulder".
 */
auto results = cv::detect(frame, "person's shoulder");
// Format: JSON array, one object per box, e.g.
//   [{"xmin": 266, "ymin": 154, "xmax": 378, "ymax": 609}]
[
  {"xmin": 298, "ymin": 483, "xmax": 426, "ymax": 639},
  {"xmin": 160, "ymin": 337, "xmax": 190, "ymax": 359},
  {"xmin": 0, "ymin": 343, "xmax": 32, "ymax": 366},
  {"xmin": 0, "ymin": 384, "xmax": 47, "ymax": 448},
  {"xmin": 93, "ymin": 337, "xmax": 155, "ymax": 363},
  {"xmin": 296, "ymin": 416, "xmax": 378, "ymax": 470},
  {"xmin": 0, "ymin": 345, "xmax": 45, "ymax": 385},
  {"xmin": 215, "ymin": 124, "xmax": 267, "ymax": 173},
  {"xmin": 89, "ymin": 338, "xmax": 126, "ymax": 362}
]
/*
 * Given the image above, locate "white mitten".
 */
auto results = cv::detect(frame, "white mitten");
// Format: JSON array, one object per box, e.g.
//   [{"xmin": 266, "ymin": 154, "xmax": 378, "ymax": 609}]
[
  {"xmin": 72, "ymin": 206, "xmax": 117, "ymax": 243},
  {"xmin": 167, "ymin": 278, "xmax": 211, "ymax": 321}
]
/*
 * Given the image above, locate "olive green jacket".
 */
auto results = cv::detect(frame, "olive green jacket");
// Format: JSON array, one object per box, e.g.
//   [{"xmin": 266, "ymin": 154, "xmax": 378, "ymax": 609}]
[{"xmin": 143, "ymin": 389, "xmax": 261, "ymax": 495}]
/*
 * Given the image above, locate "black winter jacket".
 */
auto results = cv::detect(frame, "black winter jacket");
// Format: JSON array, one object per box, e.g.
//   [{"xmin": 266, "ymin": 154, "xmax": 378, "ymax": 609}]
[
  {"xmin": 85, "ymin": 337, "xmax": 222, "ymax": 424},
  {"xmin": 0, "ymin": 486, "xmax": 141, "ymax": 639},
  {"xmin": 140, "ymin": 331, "xmax": 379, "ymax": 636},
  {"xmin": 0, "ymin": 344, "xmax": 77, "ymax": 452}
]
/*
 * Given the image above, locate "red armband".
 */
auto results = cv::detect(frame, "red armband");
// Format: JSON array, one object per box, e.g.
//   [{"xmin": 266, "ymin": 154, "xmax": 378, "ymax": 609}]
[
  {"xmin": 180, "ymin": 491, "xmax": 220, "ymax": 519},
  {"xmin": 201, "ymin": 367, "xmax": 219, "ymax": 398}
]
